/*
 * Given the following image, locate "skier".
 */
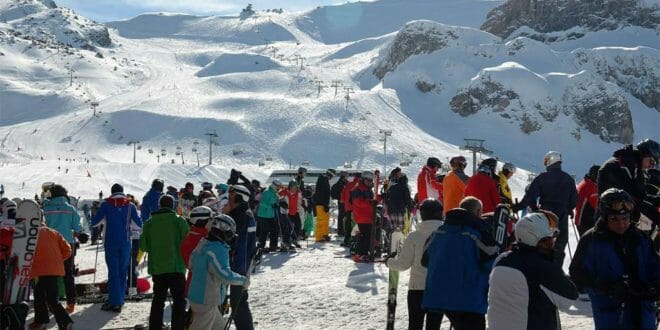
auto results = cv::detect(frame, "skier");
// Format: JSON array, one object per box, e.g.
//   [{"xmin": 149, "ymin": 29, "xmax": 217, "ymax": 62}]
[
  {"xmin": 179, "ymin": 182, "xmax": 197, "ymax": 218},
  {"xmin": 197, "ymin": 182, "xmax": 216, "ymax": 206},
  {"xmin": 139, "ymin": 195, "xmax": 189, "ymax": 330},
  {"xmin": 488, "ymin": 211, "xmax": 578, "ymax": 330},
  {"xmin": 575, "ymin": 165, "xmax": 600, "ymax": 235},
  {"xmin": 280, "ymin": 181, "xmax": 303, "ymax": 249},
  {"xmin": 384, "ymin": 173, "xmax": 412, "ymax": 230},
  {"xmin": 351, "ymin": 171, "xmax": 376, "ymax": 262},
  {"xmin": 256, "ymin": 180, "xmax": 280, "ymax": 252},
  {"xmin": 165, "ymin": 186, "xmax": 179, "ymax": 210},
  {"xmin": 187, "ymin": 214, "xmax": 250, "ymax": 330},
  {"xmin": 386, "ymin": 199, "xmax": 444, "ymax": 330},
  {"xmin": 225, "ymin": 184, "xmax": 257, "ymax": 330},
  {"xmin": 41, "ymin": 184, "xmax": 82, "ymax": 313},
  {"xmin": 331, "ymin": 171, "xmax": 348, "ymax": 236},
  {"xmin": 314, "ymin": 169, "xmax": 335, "ymax": 242},
  {"xmin": 570, "ymin": 188, "xmax": 659, "ymax": 330},
  {"xmin": 442, "ymin": 156, "xmax": 469, "ymax": 215},
  {"xmin": 294, "ymin": 167, "xmax": 307, "ymax": 190},
  {"xmin": 340, "ymin": 173, "xmax": 361, "ymax": 247},
  {"xmin": 515, "ymin": 151, "xmax": 578, "ymax": 266},
  {"xmin": 91, "ymin": 183, "xmax": 142, "ymax": 312},
  {"xmin": 497, "ymin": 162, "xmax": 516, "ymax": 205},
  {"xmin": 181, "ymin": 206, "xmax": 213, "ymax": 294},
  {"xmin": 416, "ymin": 157, "xmax": 443, "ymax": 201},
  {"xmin": 29, "ymin": 223, "xmax": 74, "ymax": 330},
  {"xmin": 421, "ymin": 197, "xmax": 497, "ymax": 330},
  {"xmin": 89, "ymin": 200, "xmax": 101, "ymax": 245},
  {"xmin": 464, "ymin": 158, "xmax": 500, "ymax": 214}
]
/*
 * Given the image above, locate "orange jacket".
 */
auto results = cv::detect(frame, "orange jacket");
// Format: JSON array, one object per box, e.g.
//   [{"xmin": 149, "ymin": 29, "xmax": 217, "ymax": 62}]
[
  {"xmin": 442, "ymin": 171, "xmax": 466, "ymax": 214},
  {"xmin": 31, "ymin": 226, "xmax": 72, "ymax": 278}
]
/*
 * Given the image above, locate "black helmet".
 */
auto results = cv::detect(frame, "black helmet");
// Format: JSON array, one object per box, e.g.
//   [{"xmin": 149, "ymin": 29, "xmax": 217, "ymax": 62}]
[
  {"xmin": 50, "ymin": 184, "xmax": 68, "ymax": 198},
  {"xmin": 201, "ymin": 182, "xmax": 213, "ymax": 191},
  {"xmin": 449, "ymin": 156, "xmax": 467, "ymax": 168},
  {"xmin": 587, "ymin": 165, "xmax": 600, "ymax": 182},
  {"xmin": 419, "ymin": 198, "xmax": 443, "ymax": 221},
  {"xmin": 598, "ymin": 188, "xmax": 634, "ymax": 217},
  {"xmin": 151, "ymin": 179, "xmax": 164, "ymax": 192},
  {"xmin": 479, "ymin": 158, "xmax": 497, "ymax": 173},
  {"xmin": 636, "ymin": 139, "xmax": 659, "ymax": 162},
  {"xmin": 427, "ymin": 157, "xmax": 442, "ymax": 168}
]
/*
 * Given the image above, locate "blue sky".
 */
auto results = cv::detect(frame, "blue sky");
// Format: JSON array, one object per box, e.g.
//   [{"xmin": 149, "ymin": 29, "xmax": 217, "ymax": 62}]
[{"xmin": 56, "ymin": 0, "xmax": 347, "ymax": 22}]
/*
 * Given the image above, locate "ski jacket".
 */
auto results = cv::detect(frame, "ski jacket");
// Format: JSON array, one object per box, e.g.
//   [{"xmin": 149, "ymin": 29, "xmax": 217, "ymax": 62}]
[
  {"xmin": 279, "ymin": 189, "xmax": 301, "ymax": 216},
  {"xmin": 181, "ymin": 226, "xmax": 208, "ymax": 268},
  {"xmin": 519, "ymin": 164, "xmax": 578, "ymax": 221},
  {"xmin": 488, "ymin": 244, "xmax": 578, "ymax": 330},
  {"xmin": 31, "ymin": 226, "xmax": 72, "ymax": 278},
  {"xmin": 465, "ymin": 172, "xmax": 501, "ymax": 213},
  {"xmin": 140, "ymin": 188, "xmax": 162, "ymax": 223},
  {"xmin": 569, "ymin": 219, "xmax": 658, "ymax": 330},
  {"xmin": 256, "ymin": 186, "xmax": 278, "ymax": 219},
  {"xmin": 385, "ymin": 177, "xmax": 412, "ymax": 215},
  {"xmin": 341, "ymin": 177, "xmax": 360, "ymax": 212},
  {"xmin": 387, "ymin": 220, "xmax": 442, "ymax": 290},
  {"xmin": 42, "ymin": 196, "xmax": 81, "ymax": 244},
  {"xmin": 497, "ymin": 172, "xmax": 513, "ymax": 205},
  {"xmin": 228, "ymin": 202, "xmax": 257, "ymax": 275},
  {"xmin": 139, "ymin": 208, "xmax": 189, "ymax": 275},
  {"xmin": 187, "ymin": 238, "xmax": 247, "ymax": 308},
  {"xmin": 421, "ymin": 208, "xmax": 497, "ymax": 314},
  {"xmin": 575, "ymin": 177, "xmax": 598, "ymax": 227},
  {"xmin": 351, "ymin": 182, "xmax": 374, "ymax": 224},
  {"xmin": 331, "ymin": 178, "xmax": 347, "ymax": 201},
  {"xmin": 179, "ymin": 191, "xmax": 197, "ymax": 218},
  {"xmin": 92, "ymin": 193, "xmax": 142, "ymax": 249},
  {"xmin": 314, "ymin": 175, "xmax": 331, "ymax": 207},
  {"xmin": 598, "ymin": 146, "xmax": 647, "ymax": 221},
  {"xmin": 442, "ymin": 171, "xmax": 467, "ymax": 215},
  {"xmin": 417, "ymin": 165, "xmax": 442, "ymax": 201}
]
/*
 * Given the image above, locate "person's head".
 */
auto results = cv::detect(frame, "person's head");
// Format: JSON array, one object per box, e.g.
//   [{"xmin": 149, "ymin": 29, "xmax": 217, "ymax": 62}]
[
  {"xmin": 50, "ymin": 184, "xmax": 68, "ymax": 198},
  {"xmin": 449, "ymin": 156, "xmax": 467, "ymax": 171},
  {"xmin": 586, "ymin": 165, "xmax": 600, "ymax": 182},
  {"xmin": 502, "ymin": 162, "xmax": 516, "ymax": 179},
  {"xmin": 339, "ymin": 171, "xmax": 349, "ymax": 180},
  {"xmin": 515, "ymin": 211, "xmax": 559, "ymax": 255},
  {"xmin": 288, "ymin": 180, "xmax": 299, "ymax": 192},
  {"xmin": 326, "ymin": 169, "xmax": 336, "ymax": 178},
  {"xmin": 478, "ymin": 158, "xmax": 497, "ymax": 175},
  {"xmin": 390, "ymin": 167, "xmax": 402, "ymax": 180},
  {"xmin": 361, "ymin": 171, "xmax": 374, "ymax": 187},
  {"xmin": 599, "ymin": 188, "xmax": 634, "ymax": 235},
  {"xmin": 166, "ymin": 186, "xmax": 178, "ymax": 194},
  {"xmin": 636, "ymin": 139, "xmax": 659, "ymax": 170},
  {"xmin": 185, "ymin": 182, "xmax": 194, "ymax": 192},
  {"xmin": 297, "ymin": 167, "xmax": 307, "ymax": 178},
  {"xmin": 251, "ymin": 179, "xmax": 261, "ymax": 189},
  {"xmin": 271, "ymin": 179, "xmax": 283, "ymax": 190},
  {"xmin": 151, "ymin": 179, "xmax": 164, "ymax": 193},
  {"xmin": 543, "ymin": 151, "xmax": 562, "ymax": 168},
  {"xmin": 374, "ymin": 169, "xmax": 380, "ymax": 178},
  {"xmin": 459, "ymin": 196, "xmax": 483, "ymax": 217},
  {"xmin": 419, "ymin": 198, "xmax": 443, "ymax": 221},
  {"xmin": 229, "ymin": 184, "xmax": 251, "ymax": 205},
  {"xmin": 426, "ymin": 157, "xmax": 442, "ymax": 170},
  {"xmin": 190, "ymin": 206, "xmax": 213, "ymax": 229},
  {"xmin": 111, "ymin": 183, "xmax": 124, "ymax": 194},
  {"xmin": 201, "ymin": 182, "xmax": 213, "ymax": 192},
  {"xmin": 158, "ymin": 194, "xmax": 175, "ymax": 210},
  {"xmin": 216, "ymin": 183, "xmax": 228, "ymax": 195},
  {"xmin": 198, "ymin": 190, "xmax": 213, "ymax": 202},
  {"xmin": 208, "ymin": 214, "xmax": 237, "ymax": 243}
]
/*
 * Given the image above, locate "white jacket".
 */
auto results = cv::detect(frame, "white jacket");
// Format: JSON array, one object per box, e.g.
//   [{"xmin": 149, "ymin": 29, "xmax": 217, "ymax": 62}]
[{"xmin": 386, "ymin": 219, "xmax": 443, "ymax": 290}]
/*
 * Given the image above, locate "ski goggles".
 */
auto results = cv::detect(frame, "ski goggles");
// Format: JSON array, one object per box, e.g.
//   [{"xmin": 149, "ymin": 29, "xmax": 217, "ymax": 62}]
[
  {"xmin": 608, "ymin": 200, "xmax": 635, "ymax": 213},
  {"xmin": 537, "ymin": 209, "xmax": 559, "ymax": 233},
  {"xmin": 607, "ymin": 214, "xmax": 631, "ymax": 222}
]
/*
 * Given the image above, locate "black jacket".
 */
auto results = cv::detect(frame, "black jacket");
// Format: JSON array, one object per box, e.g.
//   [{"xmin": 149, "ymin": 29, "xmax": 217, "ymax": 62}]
[
  {"xmin": 519, "ymin": 163, "xmax": 577, "ymax": 220},
  {"xmin": 330, "ymin": 178, "xmax": 347, "ymax": 201},
  {"xmin": 385, "ymin": 177, "xmax": 412, "ymax": 214},
  {"xmin": 598, "ymin": 145, "xmax": 647, "ymax": 221},
  {"xmin": 314, "ymin": 175, "xmax": 331, "ymax": 207}
]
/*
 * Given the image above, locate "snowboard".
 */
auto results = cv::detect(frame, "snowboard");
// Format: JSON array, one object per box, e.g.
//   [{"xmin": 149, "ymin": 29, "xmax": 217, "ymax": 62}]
[
  {"xmin": 386, "ymin": 228, "xmax": 404, "ymax": 330},
  {"xmin": 492, "ymin": 204, "xmax": 511, "ymax": 253},
  {"xmin": 5, "ymin": 200, "xmax": 41, "ymax": 304}
]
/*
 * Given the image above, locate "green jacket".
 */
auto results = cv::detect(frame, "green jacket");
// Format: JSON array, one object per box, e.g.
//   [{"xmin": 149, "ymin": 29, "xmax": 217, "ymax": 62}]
[
  {"xmin": 140, "ymin": 208, "xmax": 190, "ymax": 275},
  {"xmin": 256, "ymin": 186, "xmax": 278, "ymax": 219}
]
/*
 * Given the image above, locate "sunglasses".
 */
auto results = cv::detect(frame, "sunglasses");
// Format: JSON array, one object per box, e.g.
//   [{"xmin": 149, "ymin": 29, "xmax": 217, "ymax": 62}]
[{"xmin": 609, "ymin": 200, "xmax": 634, "ymax": 212}]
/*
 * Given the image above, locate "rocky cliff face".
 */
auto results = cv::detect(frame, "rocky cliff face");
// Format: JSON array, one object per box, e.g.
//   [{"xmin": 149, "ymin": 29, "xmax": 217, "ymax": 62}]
[{"xmin": 481, "ymin": 0, "xmax": 659, "ymax": 39}]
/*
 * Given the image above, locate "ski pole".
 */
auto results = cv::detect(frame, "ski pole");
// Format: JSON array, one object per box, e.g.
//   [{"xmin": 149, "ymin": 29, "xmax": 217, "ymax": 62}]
[{"xmin": 565, "ymin": 233, "xmax": 573, "ymax": 262}]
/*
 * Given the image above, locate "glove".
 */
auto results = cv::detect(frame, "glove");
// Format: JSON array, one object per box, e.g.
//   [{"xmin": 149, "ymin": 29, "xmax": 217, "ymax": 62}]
[
  {"xmin": 77, "ymin": 232, "xmax": 89, "ymax": 244},
  {"xmin": 243, "ymin": 277, "xmax": 250, "ymax": 289},
  {"xmin": 512, "ymin": 203, "xmax": 521, "ymax": 213}
]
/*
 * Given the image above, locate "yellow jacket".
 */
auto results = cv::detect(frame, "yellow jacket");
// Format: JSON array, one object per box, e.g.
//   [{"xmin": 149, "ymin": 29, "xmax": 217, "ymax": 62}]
[{"xmin": 498, "ymin": 172, "xmax": 513, "ymax": 204}]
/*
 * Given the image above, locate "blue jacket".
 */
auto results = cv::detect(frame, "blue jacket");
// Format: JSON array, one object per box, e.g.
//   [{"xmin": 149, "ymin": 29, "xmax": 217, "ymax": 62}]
[
  {"xmin": 141, "ymin": 189, "xmax": 162, "ymax": 223},
  {"xmin": 519, "ymin": 163, "xmax": 577, "ymax": 221},
  {"xmin": 42, "ymin": 196, "xmax": 82, "ymax": 244},
  {"xmin": 228, "ymin": 202, "xmax": 257, "ymax": 275},
  {"xmin": 91, "ymin": 193, "xmax": 142, "ymax": 248},
  {"xmin": 187, "ymin": 238, "xmax": 247, "ymax": 307},
  {"xmin": 569, "ymin": 219, "xmax": 659, "ymax": 330},
  {"xmin": 421, "ymin": 209, "xmax": 497, "ymax": 314}
]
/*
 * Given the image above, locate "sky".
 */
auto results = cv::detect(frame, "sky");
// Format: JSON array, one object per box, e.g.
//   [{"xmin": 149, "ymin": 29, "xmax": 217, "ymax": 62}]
[{"xmin": 56, "ymin": 0, "xmax": 349, "ymax": 22}]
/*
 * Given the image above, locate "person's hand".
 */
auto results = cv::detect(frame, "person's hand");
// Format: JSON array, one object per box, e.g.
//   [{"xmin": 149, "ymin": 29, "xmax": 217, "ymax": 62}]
[{"xmin": 512, "ymin": 203, "xmax": 521, "ymax": 213}]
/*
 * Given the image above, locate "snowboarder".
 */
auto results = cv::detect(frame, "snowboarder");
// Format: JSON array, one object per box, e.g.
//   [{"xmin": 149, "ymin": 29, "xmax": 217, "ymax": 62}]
[
  {"xmin": 386, "ymin": 199, "xmax": 444, "ymax": 329},
  {"xmin": 488, "ymin": 211, "xmax": 578, "ymax": 330},
  {"xmin": 331, "ymin": 171, "xmax": 348, "ymax": 236},
  {"xmin": 187, "ymin": 214, "xmax": 249, "ymax": 330},
  {"xmin": 384, "ymin": 173, "xmax": 412, "ymax": 230},
  {"xmin": 139, "ymin": 195, "xmax": 189, "ymax": 330},
  {"xmin": 442, "ymin": 156, "xmax": 469, "ymax": 215},
  {"xmin": 314, "ymin": 169, "xmax": 335, "ymax": 242},
  {"xmin": 465, "ymin": 158, "xmax": 500, "ymax": 214}
]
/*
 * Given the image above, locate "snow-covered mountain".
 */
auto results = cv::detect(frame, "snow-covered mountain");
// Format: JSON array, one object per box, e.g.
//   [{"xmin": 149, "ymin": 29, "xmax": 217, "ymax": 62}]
[{"xmin": 0, "ymin": 0, "xmax": 658, "ymax": 200}]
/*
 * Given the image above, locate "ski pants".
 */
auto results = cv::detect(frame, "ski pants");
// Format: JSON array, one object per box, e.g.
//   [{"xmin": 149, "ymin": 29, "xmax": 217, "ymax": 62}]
[
  {"xmin": 389, "ymin": 212, "xmax": 405, "ymax": 231},
  {"xmin": 445, "ymin": 311, "xmax": 485, "ymax": 330},
  {"xmin": 33, "ymin": 276, "xmax": 73, "ymax": 328},
  {"xmin": 279, "ymin": 213, "xmax": 293, "ymax": 245},
  {"xmin": 289, "ymin": 213, "xmax": 301, "ymax": 243},
  {"xmin": 337, "ymin": 202, "xmax": 345, "ymax": 236},
  {"xmin": 104, "ymin": 244, "xmax": 131, "ymax": 306},
  {"xmin": 553, "ymin": 213, "xmax": 569, "ymax": 267},
  {"xmin": 63, "ymin": 243, "xmax": 76, "ymax": 305},
  {"xmin": 408, "ymin": 290, "xmax": 443, "ymax": 330},
  {"xmin": 315, "ymin": 205, "xmax": 330, "ymax": 241},
  {"xmin": 356, "ymin": 223, "xmax": 372, "ymax": 256},
  {"xmin": 343, "ymin": 212, "xmax": 354, "ymax": 246},
  {"xmin": 257, "ymin": 217, "xmax": 278, "ymax": 250},
  {"xmin": 230, "ymin": 285, "xmax": 254, "ymax": 330},
  {"xmin": 189, "ymin": 301, "xmax": 224, "ymax": 330},
  {"xmin": 150, "ymin": 272, "xmax": 186, "ymax": 330}
]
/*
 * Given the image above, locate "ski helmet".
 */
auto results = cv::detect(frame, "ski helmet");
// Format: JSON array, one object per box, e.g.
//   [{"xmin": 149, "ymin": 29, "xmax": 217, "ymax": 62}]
[
  {"xmin": 502, "ymin": 162, "xmax": 516, "ymax": 175},
  {"xmin": 587, "ymin": 165, "xmax": 600, "ymax": 182},
  {"xmin": 515, "ymin": 212, "xmax": 559, "ymax": 247},
  {"xmin": 202, "ymin": 182, "xmax": 213, "ymax": 191},
  {"xmin": 427, "ymin": 157, "xmax": 442, "ymax": 168},
  {"xmin": 326, "ymin": 169, "xmax": 337, "ymax": 177},
  {"xmin": 298, "ymin": 167, "xmax": 307, "ymax": 175},
  {"xmin": 215, "ymin": 183, "xmax": 228, "ymax": 193},
  {"xmin": 231, "ymin": 184, "xmax": 251, "ymax": 203},
  {"xmin": 202, "ymin": 197, "xmax": 220, "ymax": 212},
  {"xmin": 419, "ymin": 198, "xmax": 443, "ymax": 221},
  {"xmin": 449, "ymin": 156, "xmax": 467, "ymax": 169},
  {"xmin": 272, "ymin": 179, "xmax": 283, "ymax": 188},
  {"xmin": 636, "ymin": 138, "xmax": 659, "ymax": 163},
  {"xmin": 111, "ymin": 183, "xmax": 124, "ymax": 194},
  {"xmin": 361, "ymin": 171, "xmax": 374, "ymax": 181},
  {"xmin": 479, "ymin": 158, "xmax": 497, "ymax": 173},
  {"xmin": 209, "ymin": 214, "xmax": 237, "ymax": 242},
  {"xmin": 543, "ymin": 151, "xmax": 562, "ymax": 167},
  {"xmin": 190, "ymin": 206, "xmax": 213, "ymax": 227},
  {"xmin": 598, "ymin": 188, "xmax": 634, "ymax": 217},
  {"xmin": 151, "ymin": 179, "xmax": 164, "ymax": 192}
]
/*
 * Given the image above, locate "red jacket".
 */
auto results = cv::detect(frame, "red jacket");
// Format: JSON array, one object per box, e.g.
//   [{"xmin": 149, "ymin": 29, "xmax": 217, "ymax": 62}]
[
  {"xmin": 351, "ymin": 182, "xmax": 375, "ymax": 224},
  {"xmin": 417, "ymin": 165, "xmax": 443, "ymax": 201},
  {"xmin": 575, "ymin": 178, "xmax": 598, "ymax": 227},
  {"xmin": 281, "ymin": 188, "xmax": 301, "ymax": 216},
  {"xmin": 180, "ymin": 226, "xmax": 208, "ymax": 294},
  {"xmin": 464, "ymin": 172, "xmax": 500, "ymax": 213},
  {"xmin": 341, "ymin": 177, "xmax": 360, "ymax": 212}
]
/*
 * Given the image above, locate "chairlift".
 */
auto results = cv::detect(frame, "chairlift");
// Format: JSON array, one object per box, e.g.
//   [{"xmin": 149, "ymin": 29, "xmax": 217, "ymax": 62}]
[
  {"xmin": 359, "ymin": 116, "xmax": 366, "ymax": 121},
  {"xmin": 136, "ymin": 145, "xmax": 142, "ymax": 150},
  {"xmin": 265, "ymin": 156, "xmax": 273, "ymax": 161},
  {"xmin": 258, "ymin": 160, "xmax": 265, "ymax": 167},
  {"xmin": 365, "ymin": 111, "xmax": 372, "ymax": 115},
  {"xmin": 175, "ymin": 151, "xmax": 181, "ymax": 156},
  {"xmin": 400, "ymin": 160, "xmax": 411, "ymax": 166},
  {"xmin": 410, "ymin": 152, "xmax": 418, "ymax": 158},
  {"xmin": 301, "ymin": 160, "xmax": 310, "ymax": 166},
  {"xmin": 161, "ymin": 152, "xmax": 166, "ymax": 157},
  {"xmin": 343, "ymin": 162, "xmax": 353, "ymax": 169},
  {"xmin": 148, "ymin": 149, "xmax": 153, "ymax": 154},
  {"xmin": 192, "ymin": 147, "xmax": 197, "ymax": 153},
  {"xmin": 176, "ymin": 146, "xmax": 182, "ymax": 150}
]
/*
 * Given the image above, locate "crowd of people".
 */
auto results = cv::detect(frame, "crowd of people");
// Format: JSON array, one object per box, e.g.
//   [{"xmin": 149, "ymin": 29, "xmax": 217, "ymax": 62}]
[{"xmin": 0, "ymin": 138, "xmax": 657, "ymax": 330}]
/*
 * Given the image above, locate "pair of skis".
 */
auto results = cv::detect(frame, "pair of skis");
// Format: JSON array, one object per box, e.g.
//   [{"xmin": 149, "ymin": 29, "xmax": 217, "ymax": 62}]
[{"xmin": 386, "ymin": 210, "xmax": 409, "ymax": 330}]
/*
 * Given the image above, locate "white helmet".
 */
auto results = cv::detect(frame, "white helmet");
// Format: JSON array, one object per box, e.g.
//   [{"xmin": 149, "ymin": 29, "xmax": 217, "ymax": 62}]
[
  {"xmin": 190, "ymin": 206, "xmax": 213, "ymax": 227},
  {"xmin": 543, "ymin": 151, "xmax": 562, "ymax": 167},
  {"xmin": 502, "ymin": 162, "xmax": 516, "ymax": 174},
  {"xmin": 515, "ymin": 212, "xmax": 558, "ymax": 247},
  {"xmin": 231, "ymin": 184, "xmax": 251, "ymax": 202},
  {"xmin": 361, "ymin": 171, "xmax": 374, "ymax": 180},
  {"xmin": 210, "ymin": 214, "xmax": 237, "ymax": 242},
  {"xmin": 202, "ymin": 197, "xmax": 220, "ymax": 212}
]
